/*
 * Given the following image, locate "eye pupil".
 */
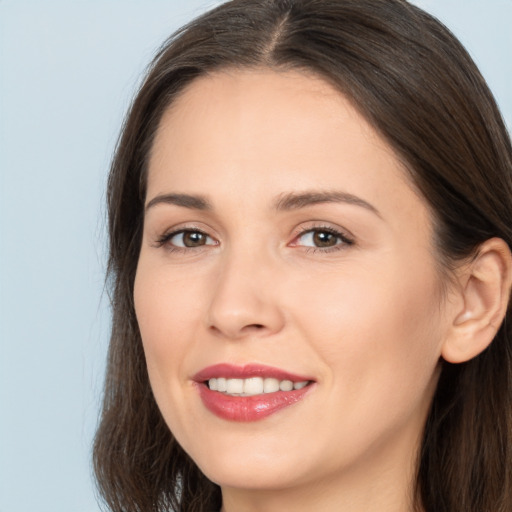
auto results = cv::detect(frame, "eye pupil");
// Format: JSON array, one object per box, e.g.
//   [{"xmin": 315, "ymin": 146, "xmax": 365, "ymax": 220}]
[
  {"xmin": 313, "ymin": 231, "xmax": 337, "ymax": 247},
  {"xmin": 183, "ymin": 231, "xmax": 206, "ymax": 247}
]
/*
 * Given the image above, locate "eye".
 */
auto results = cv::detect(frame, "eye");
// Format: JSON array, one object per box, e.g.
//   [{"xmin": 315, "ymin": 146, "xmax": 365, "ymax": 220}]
[
  {"xmin": 293, "ymin": 227, "xmax": 353, "ymax": 250},
  {"xmin": 160, "ymin": 229, "xmax": 217, "ymax": 249}
]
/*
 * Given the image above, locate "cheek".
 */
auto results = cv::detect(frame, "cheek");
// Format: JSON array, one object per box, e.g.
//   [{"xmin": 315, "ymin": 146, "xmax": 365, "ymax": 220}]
[
  {"xmin": 133, "ymin": 260, "xmax": 212, "ymax": 443},
  {"xmin": 133, "ymin": 262, "xmax": 206, "ymax": 384},
  {"xmin": 288, "ymin": 258, "xmax": 444, "ymax": 418}
]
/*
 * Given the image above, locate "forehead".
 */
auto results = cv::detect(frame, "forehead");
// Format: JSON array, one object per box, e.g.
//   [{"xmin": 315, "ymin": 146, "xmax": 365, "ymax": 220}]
[{"xmin": 147, "ymin": 68, "xmax": 427, "ymax": 226}]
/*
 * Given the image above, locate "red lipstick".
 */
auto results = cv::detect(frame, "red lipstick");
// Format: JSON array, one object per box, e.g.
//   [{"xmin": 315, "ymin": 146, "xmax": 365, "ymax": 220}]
[{"xmin": 193, "ymin": 363, "xmax": 314, "ymax": 422}]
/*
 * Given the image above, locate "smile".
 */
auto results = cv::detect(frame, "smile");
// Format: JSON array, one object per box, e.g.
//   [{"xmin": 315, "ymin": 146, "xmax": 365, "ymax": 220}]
[
  {"xmin": 194, "ymin": 364, "xmax": 315, "ymax": 421},
  {"xmin": 208, "ymin": 377, "xmax": 310, "ymax": 396}
]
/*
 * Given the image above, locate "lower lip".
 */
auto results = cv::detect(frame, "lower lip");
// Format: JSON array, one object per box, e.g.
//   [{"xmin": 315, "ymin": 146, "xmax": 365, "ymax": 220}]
[{"xmin": 196, "ymin": 383, "xmax": 313, "ymax": 422}]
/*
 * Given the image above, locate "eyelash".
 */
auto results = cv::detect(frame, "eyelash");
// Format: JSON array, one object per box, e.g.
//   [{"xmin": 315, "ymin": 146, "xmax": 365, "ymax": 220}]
[
  {"xmin": 292, "ymin": 225, "xmax": 354, "ymax": 253},
  {"xmin": 154, "ymin": 225, "xmax": 354, "ymax": 254},
  {"xmin": 155, "ymin": 228, "xmax": 216, "ymax": 253}
]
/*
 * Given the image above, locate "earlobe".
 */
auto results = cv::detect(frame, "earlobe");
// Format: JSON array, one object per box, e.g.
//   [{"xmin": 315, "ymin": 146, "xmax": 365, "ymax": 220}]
[{"xmin": 441, "ymin": 238, "xmax": 512, "ymax": 364}]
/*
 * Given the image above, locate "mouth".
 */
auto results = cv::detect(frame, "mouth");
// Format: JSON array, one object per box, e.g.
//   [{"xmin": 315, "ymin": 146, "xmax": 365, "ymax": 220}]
[
  {"xmin": 206, "ymin": 376, "xmax": 311, "ymax": 396},
  {"xmin": 193, "ymin": 363, "xmax": 315, "ymax": 421}
]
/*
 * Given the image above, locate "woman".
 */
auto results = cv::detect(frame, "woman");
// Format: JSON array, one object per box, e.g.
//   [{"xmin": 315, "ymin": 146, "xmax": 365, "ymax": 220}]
[{"xmin": 93, "ymin": 0, "xmax": 512, "ymax": 511}]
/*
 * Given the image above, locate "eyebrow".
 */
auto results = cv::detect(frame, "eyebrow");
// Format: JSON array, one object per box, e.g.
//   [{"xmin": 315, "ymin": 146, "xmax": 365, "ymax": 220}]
[
  {"xmin": 145, "ymin": 193, "xmax": 212, "ymax": 212},
  {"xmin": 273, "ymin": 190, "xmax": 381, "ymax": 217},
  {"xmin": 145, "ymin": 189, "xmax": 381, "ymax": 217}
]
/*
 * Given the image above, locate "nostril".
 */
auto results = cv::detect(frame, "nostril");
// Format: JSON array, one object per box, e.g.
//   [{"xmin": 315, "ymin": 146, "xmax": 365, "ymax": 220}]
[
  {"xmin": 208, "ymin": 323, "xmax": 266, "ymax": 337},
  {"xmin": 238, "ymin": 323, "xmax": 266, "ymax": 334}
]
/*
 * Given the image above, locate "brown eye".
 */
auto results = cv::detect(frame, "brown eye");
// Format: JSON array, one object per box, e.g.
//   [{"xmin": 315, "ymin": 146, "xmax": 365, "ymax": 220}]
[
  {"xmin": 169, "ymin": 230, "xmax": 215, "ymax": 248},
  {"xmin": 312, "ymin": 231, "xmax": 338, "ymax": 247},
  {"xmin": 182, "ymin": 231, "xmax": 207, "ymax": 247},
  {"xmin": 294, "ymin": 228, "xmax": 352, "ymax": 250}
]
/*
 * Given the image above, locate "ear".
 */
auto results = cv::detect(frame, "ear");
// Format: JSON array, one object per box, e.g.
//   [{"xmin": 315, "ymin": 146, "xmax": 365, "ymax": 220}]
[{"xmin": 442, "ymin": 238, "xmax": 512, "ymax": 364}]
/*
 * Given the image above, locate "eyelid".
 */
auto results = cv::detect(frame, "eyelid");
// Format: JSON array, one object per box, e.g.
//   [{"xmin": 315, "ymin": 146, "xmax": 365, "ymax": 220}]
[
  {"xmin": 153, "ymin": 224, "xmax": 219, "ymax": 250},
  {"xmin": 288, "ymin": 223, "xmax": 355, "ymax": 250},
  {"xmin": 171, "ymin": 230, "xmax": 217, "ymax": 247}
]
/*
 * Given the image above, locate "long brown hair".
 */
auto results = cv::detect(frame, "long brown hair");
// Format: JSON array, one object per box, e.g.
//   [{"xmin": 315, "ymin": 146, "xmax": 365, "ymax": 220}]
[{"xmin": 93, "ymin": 1, "xmax": 512, "ymax": 510}]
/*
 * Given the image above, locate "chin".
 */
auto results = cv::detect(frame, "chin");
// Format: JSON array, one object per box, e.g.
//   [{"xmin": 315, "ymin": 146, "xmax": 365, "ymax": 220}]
[
  {"xmin": 199, "ymin": 455, "xmax": 307, "ymax": 491},
  {"xmin": 179, "ymin": 428, "xmax": 312, "ymax": 490}
]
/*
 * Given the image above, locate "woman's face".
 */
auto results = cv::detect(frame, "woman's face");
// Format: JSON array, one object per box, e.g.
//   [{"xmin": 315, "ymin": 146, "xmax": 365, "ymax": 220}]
[{"xmin": 134, "ymin": 69, "xmax": 453, "ymax": 497}]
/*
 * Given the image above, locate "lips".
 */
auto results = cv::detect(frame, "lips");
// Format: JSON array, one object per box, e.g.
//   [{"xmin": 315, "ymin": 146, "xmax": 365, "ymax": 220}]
[{"xmin": 193, "ymin": 363, "xmax": 315, "ymax": 422}]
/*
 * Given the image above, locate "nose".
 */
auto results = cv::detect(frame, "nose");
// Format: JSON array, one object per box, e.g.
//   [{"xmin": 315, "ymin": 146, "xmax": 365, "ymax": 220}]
[{"xmin": 206, "ymin": 248, "xmax": 285, "ymax": 340}]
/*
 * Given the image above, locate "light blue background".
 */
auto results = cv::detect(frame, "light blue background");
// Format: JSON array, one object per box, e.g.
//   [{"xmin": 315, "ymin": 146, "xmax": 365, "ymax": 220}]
[{"xmin": 0, "ymin": 1, "xmax": 510, "ymax": 511}]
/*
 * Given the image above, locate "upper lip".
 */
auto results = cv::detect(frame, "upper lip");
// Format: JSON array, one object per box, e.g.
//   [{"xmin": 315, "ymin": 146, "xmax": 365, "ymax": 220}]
[{"xmin": 193, "ymin": 363, "xmax": 314, "ymax": 383}]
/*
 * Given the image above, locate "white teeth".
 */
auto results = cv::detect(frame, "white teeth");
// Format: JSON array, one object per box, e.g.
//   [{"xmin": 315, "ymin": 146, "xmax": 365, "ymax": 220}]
[
  {"xmin": 263, "ymin": 377, "xmax": 280, "ymax": 393},
  {"xmin": 279, "ymin": 380, "xmax": 293, "ymax": 391},
  {"xmin": 226, "ymin": 378, "xmax": 244, "ymax": 394},
  {"xmin": 207, "ymin": 377, "xmax": 310, "ymax": 396},
  {"xmin": 244, "ymin": 377, "xmax": 264, "ymax": 395},
  {"xmin": 217, "ymin": 377, "xmax": 227, "ymax": 392}
]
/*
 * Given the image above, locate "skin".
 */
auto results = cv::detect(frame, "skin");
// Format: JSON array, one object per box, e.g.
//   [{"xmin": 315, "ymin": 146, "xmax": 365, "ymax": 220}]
[{"xmin": 134, "ymin": 69, "xmax": 464, "ymax": 512}]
